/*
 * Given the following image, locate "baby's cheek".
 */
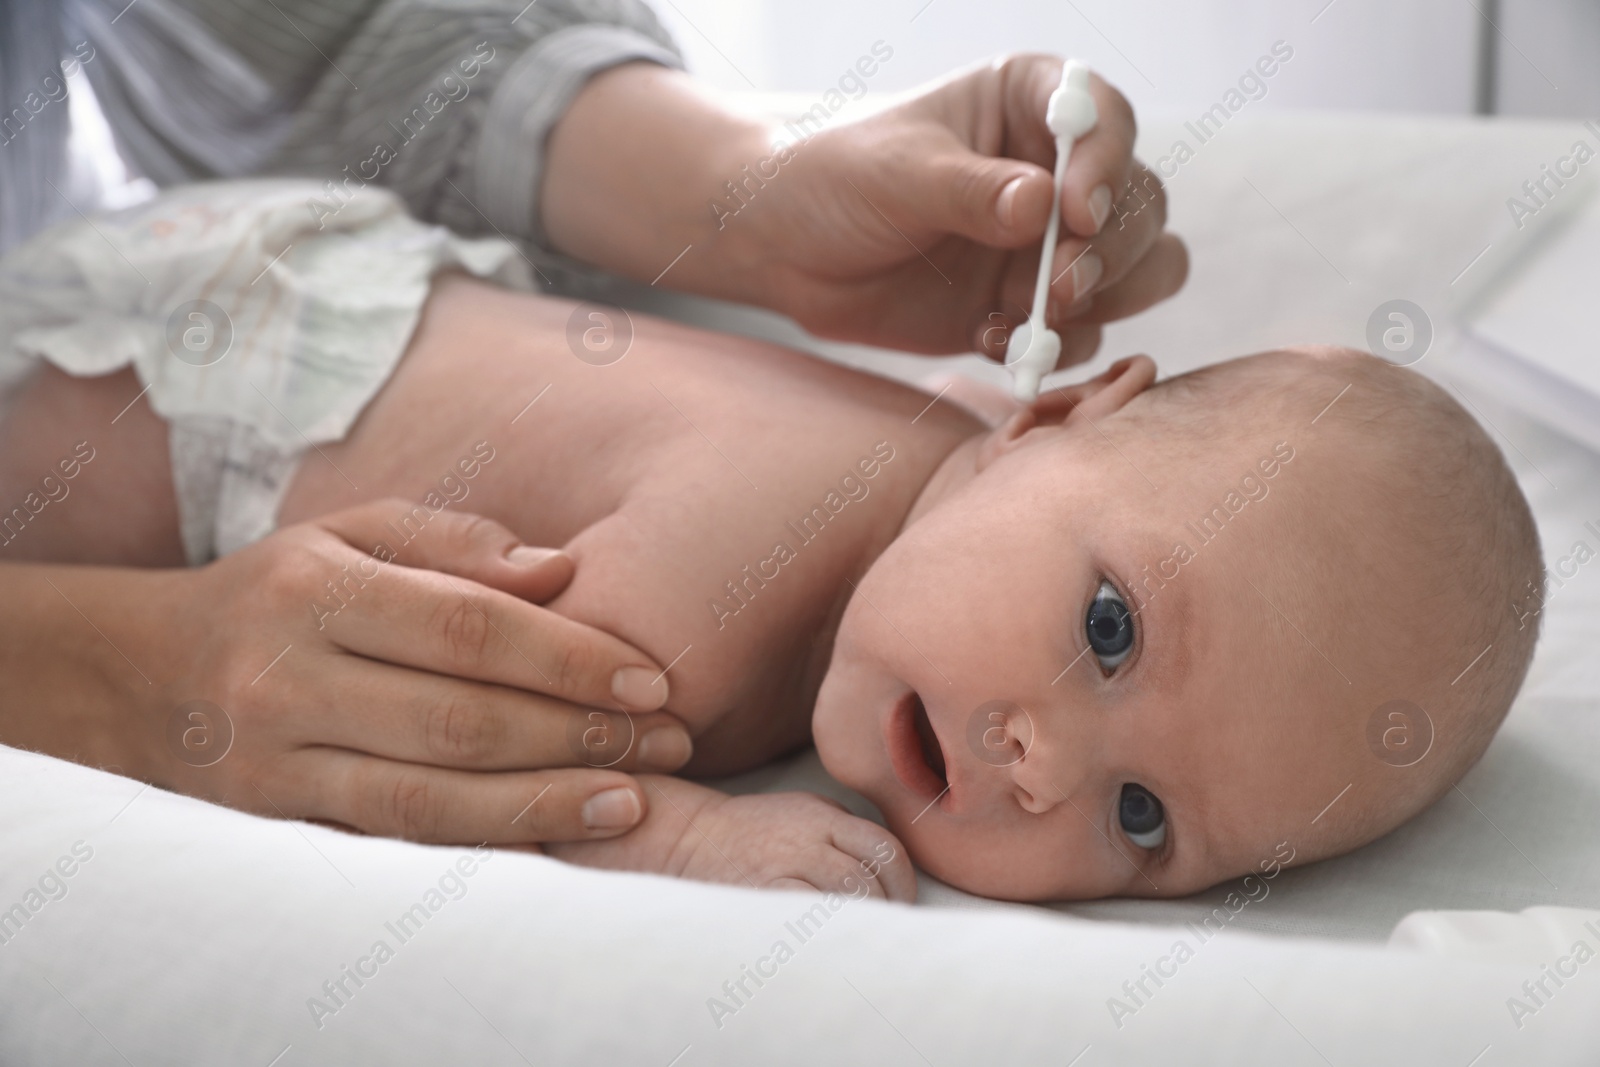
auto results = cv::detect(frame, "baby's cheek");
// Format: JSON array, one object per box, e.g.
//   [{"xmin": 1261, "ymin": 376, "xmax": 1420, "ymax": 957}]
[
  {"xmin": 900, "ymin": 817, "xmax": 1117, "ymax": 902},
  {"xmin": 810, "ymin": 660, "xmax": 886, "ymax": 792}
]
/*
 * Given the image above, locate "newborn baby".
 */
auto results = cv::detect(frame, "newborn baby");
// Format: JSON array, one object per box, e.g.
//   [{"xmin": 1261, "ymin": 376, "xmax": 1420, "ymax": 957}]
[
  {"xmin": 3, "ymin": 272, "xmax": 1542, "ymax": 903},
  {"xmin": 261, "ymin": 273, "xmax": 1549, "ymax": 901}
]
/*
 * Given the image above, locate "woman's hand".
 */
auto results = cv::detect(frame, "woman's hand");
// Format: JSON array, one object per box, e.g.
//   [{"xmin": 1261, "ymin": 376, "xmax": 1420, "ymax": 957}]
[
  {"xmin": 80, "ymin": 500, "xmax": 694, "ymax": 845},
  {"xmin": 744, "ymin": 55, "xmax": 1189, "ymax": 360},
  {"xmin": 544, "ymin": 57, "xmax": 1185, "ymax": 363}
]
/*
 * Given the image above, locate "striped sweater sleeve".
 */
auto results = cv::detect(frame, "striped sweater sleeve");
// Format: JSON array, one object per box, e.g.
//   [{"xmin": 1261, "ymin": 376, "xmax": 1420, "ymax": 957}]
[{"xmin": 77, "ymin": 0, "xmax": 683, "ymax": 252}]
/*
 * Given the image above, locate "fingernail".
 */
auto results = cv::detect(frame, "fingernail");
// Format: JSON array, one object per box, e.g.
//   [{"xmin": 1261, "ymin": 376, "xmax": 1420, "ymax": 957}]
[
  {"xmin": 638, "ymin": 727, "xmax": 693, "ymax": 771},
  {"xmin": 996, "ymin": 176, "xmax": 1026, "ymax": 229},
  {"xmin": 1072, "ymin": 252, "xmax": 1103, "ymax": 302},
  {"xmin": 582, "ymin": 787, "xmax": 641, "ymax": 830},
  {"xmin": 1088, "ymin": 184, "xmax": 1113, "ymax": 232},
  {"xmin": 1063, "ymin": 293, "xmax": 1095, "ymax": 319},
  {"xmin": 612, "ymin": 666, "xmax": 668, "ymax": 711},
  {"xmin": 508, "ymin": 545, "xmax": 562, "ymax": 567}
]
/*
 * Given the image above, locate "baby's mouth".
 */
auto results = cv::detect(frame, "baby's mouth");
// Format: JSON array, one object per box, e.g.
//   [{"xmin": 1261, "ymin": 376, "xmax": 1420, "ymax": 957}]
[{"xmin": 887, "ymin": 689, "xmax": 949, "ymax": 801}]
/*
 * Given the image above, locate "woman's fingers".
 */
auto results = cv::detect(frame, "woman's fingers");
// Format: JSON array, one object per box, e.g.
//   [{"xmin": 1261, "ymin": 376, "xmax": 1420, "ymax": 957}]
[
  {"xmin": 1042, "ymin": 164, "xmax": 1167, "ymax": 312},
  {"xmin": 884, "ymin": 143, "xmax": 1052, "ymax": 250},
  {"xmin": 1066, "ymin": 231, "xmax": 1190, "ymax": 327},
  {"xmin": 313, "ymin": 498, "xmax": 673, "ymax": 709},
  {"xmin": 283, "ymin": 747, "xmax": 651, "ymax": 843},
  {"xmin": 318, "ymin": 497, "xmax": 577, "ymax": 603},
  {"xmin": 300, "ymin": 659, "xmax": 693, "ymax": 773},
  {"xmin": 315, "ymin": 547, "xmax": 670, "ymax": 713},
  {"xmin": 155, "ymin": 502, "xmax": 695, "ymax": 847},
  {"xmin": 996, "ymin": 163, "xmax": 1168, "ymax": 331},
  {"xmin": 983, "ymin": 56, "xmax": 1167, "ymax": 321},
  {"xmin": 1058, "ymin": 72, "xmax": 1139, "ymax": 238},
  {"xmin": 996, "ymin": 55, "xmax": 1139, "ymax": 240}
]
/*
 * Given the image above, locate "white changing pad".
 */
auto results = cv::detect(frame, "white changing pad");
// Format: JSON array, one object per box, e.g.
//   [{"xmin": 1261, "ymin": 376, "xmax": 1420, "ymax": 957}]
[{"xmin": 2, "ymin": 745, "xmax": 1597, "ymax": 1064}]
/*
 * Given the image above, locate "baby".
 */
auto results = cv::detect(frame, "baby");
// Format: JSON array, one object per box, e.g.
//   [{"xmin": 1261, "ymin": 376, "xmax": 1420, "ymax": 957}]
[{"xmin": 0, "ymin": 219, "xmax": 1543, "ymax": 904}]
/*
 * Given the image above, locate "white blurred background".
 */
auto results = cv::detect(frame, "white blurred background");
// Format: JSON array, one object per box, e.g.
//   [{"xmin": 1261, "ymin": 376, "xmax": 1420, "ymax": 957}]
[{"xmin": 652, "ymin": 0, "xmax": 1600, "ymax": 117}]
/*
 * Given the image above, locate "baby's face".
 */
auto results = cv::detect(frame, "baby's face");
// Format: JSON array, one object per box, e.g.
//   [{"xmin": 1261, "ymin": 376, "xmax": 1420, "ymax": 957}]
[{"xmin": 814, "ymin": 386, "xmax": 1385, "ymax": 900}]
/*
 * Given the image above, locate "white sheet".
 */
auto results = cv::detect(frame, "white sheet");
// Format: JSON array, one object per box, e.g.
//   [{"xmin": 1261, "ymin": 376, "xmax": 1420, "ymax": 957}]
[{"xmin": 2, "ymin": 745, "xmax": 1596, "ymax": 1065}]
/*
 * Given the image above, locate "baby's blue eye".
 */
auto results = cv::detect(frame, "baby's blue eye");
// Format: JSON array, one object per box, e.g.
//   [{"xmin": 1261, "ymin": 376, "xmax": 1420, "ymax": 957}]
[
  {"xmin": 1085, "ymin": 580, "xmax": 1134, "ymax": 670},
  {"xmin": 1119, "ymin": 783, "xmax": 1166, "ymax": 849}
]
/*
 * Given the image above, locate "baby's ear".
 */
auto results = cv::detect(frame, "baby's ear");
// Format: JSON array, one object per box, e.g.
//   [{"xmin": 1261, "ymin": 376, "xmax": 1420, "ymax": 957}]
[{"xmin": 977, "ymin": 356, "xmax": 1157, "ymax": 470}]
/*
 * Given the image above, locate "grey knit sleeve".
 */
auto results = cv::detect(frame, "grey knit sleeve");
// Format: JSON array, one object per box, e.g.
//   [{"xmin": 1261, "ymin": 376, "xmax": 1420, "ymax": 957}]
[{"xmin": 77, "ymin": 0, "xmax": 683, "ymax": 253}]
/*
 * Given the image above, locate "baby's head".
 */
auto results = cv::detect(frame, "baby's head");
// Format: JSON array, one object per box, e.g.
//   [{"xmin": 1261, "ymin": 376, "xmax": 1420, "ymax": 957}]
[{"xmin": 814, "ymin": 346, "xmax": 1543, "ymax": 900}]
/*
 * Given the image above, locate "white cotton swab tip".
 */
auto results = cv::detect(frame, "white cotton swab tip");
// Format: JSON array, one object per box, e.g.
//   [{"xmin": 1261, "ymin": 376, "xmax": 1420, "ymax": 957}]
[
  {"xmin": 1008, "ymin": 320, "xmax": 1060, "ymax": 402},
  {"xmin": 1046, "ymin": 61, "xmax": 1098, "ymax": 139}
]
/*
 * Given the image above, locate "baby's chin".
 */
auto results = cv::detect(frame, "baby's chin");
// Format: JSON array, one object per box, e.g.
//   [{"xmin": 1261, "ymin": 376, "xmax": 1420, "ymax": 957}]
[{"xmin": 904, "ymin": 838, "xmax": 1076, "ymax": 902}]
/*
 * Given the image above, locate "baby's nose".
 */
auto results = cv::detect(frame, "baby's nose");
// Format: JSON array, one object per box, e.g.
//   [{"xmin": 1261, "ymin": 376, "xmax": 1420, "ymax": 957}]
[
  {"xmin": 1010, "ymin": 754, "xmax": 1068, "ymax": 815},
  {"xmin": 964, "ymin": 699, "xmax": 1067, "ymax": 814}
]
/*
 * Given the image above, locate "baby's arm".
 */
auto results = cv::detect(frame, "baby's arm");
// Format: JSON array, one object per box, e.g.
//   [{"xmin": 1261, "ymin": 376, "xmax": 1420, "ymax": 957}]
[{"xmin": 548, "ymin": 776, "xmax": 916, "ymax": 902}]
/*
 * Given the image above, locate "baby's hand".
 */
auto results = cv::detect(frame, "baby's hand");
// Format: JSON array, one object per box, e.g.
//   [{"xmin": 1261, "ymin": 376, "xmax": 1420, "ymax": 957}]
[
  {"xmin": 548, "ymin": 777, "xmax": 916, "ymax": 901},
  {"xmin": 669, "ymin": 791, "xmax": 916, "ymax": 903}
]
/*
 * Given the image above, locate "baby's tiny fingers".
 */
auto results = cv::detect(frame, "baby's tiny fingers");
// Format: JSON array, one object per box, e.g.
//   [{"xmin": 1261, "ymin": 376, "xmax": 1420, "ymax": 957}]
[
  {"xmin": 828, "ymin": 819, "xmax": 918, "ymax": 903},
  {"xmin": 871, "ymin": 850, "xmax": 918, "ymax": 903},
  {"xmin": 768, "ymin": 877, "xmax": 820, "ymax": 893}
]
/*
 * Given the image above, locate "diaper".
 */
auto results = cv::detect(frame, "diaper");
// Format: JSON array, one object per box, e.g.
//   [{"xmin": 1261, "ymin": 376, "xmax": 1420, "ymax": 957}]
[{"xmin": 0, "ymin": 180, "xmax": 530, "ymax": 563}]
